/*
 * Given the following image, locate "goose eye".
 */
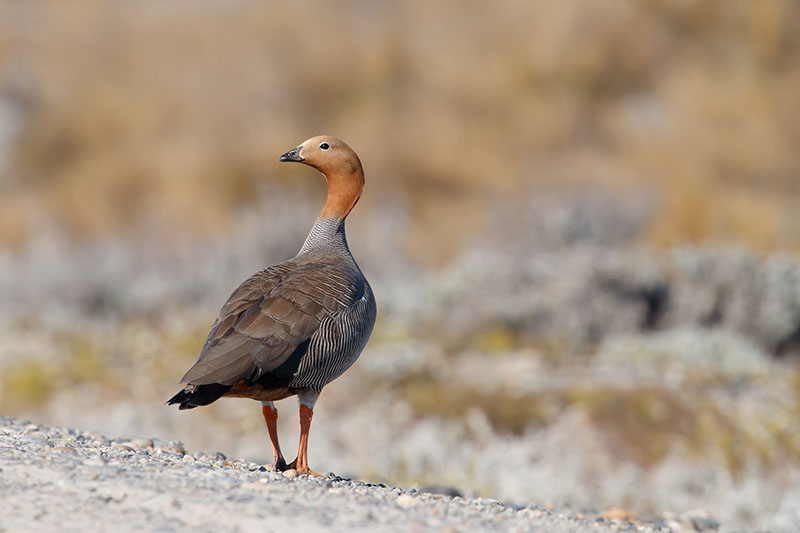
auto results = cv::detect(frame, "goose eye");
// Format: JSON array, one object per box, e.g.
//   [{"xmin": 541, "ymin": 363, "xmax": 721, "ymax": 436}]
[{"xmin": 319, "ymin": 142, "xmax": 330, "ymax": 150}]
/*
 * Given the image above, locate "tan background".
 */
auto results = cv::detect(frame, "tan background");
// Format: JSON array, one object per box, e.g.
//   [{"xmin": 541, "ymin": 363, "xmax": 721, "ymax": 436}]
[{"xmin": 1, "ymin": 1, "xmax": 799, "ymax": 259}]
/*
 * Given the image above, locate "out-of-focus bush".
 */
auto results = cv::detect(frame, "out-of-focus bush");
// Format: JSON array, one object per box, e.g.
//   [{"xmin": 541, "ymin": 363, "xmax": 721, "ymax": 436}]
[{"xmin": 0, "ymin": 0, "xmax": 799, "ymax": 260}]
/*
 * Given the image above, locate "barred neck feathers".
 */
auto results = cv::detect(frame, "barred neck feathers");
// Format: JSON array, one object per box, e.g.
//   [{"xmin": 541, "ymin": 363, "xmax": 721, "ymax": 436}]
[{"xmin": 299, "ymin": 217, "xmax": 351, "ymax": 256}]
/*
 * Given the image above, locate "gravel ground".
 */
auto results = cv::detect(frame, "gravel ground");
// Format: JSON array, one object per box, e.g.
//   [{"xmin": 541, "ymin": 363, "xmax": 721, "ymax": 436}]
[{"xmin": 0, "ymin": 417, "xmax": 682, "ymax": 533}]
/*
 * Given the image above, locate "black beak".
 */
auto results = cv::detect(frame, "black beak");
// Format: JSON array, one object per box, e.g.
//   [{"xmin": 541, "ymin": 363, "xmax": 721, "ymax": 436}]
[{"xmin": 279, "ymin": 147, "xmax": 303, "ymax": 162}]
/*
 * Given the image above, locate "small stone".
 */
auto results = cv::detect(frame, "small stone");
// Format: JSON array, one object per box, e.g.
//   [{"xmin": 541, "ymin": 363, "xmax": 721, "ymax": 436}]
[
  {"xmin": 666, "ymin": 519, "xmax": 690, "ymax": 531},
  {"xmin": 214, "ymin": 452, "xmax": 226, "ymax": 461},
  {"xmin": 168, "ymin": 443, "xmax": 186, "ymax": 455},
  {"xmin": 112, "ymin": 444, "xmax": 134, "ymax": 452},
  {"xmin": 603, "ymin": 507, "xmax": 636, "ymax": 522},
  {"xmin": 182, "ymin": 455, "xmax": 195, "ymax": 463},
  {"xmin": 396, "ymin": 494, "xmax": 416, "ymax": 508},
  {"xmin": 684, "ymin": 510, "xmax": 720, "ymax": 531},
  {"xmin": 282, "ymin": 469, "xmax": 298, "ymax": 478},
  {"xmin": 662, "ymin": 512, "xmax": 693, "ymax": 531},
  {"xmin": 419, "ymin": 485, "xmax": 463, "ymax": 498},
  {"xmin": 53, "ymin": 446, "xmax": 77, "ymax": 454},
  {"xmin": 130, "ymin": 438, "xmax": 153, "ymax": 450}
]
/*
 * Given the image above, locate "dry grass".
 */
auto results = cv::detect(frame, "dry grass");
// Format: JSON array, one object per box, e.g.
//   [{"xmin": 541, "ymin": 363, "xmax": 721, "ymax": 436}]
[
  {"xmin": 1, "ymin": 1, "xmax": 799, "ymax": 260},
  {"xmin": 398, "ymin": 373, "xmax": 557, "ymax": 436}
]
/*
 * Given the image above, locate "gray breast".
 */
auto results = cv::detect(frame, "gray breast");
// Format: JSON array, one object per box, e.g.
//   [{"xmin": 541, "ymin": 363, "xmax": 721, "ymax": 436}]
[{"xmin": 288, "ymin": 276, "xmax": 376, "ymax": 391}]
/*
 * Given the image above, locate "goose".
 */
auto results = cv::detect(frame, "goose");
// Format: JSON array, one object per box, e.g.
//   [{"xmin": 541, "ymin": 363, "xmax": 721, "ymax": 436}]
[{"xmin": 168, "ymin": 136, "xmax": 376, "ymax": 476}]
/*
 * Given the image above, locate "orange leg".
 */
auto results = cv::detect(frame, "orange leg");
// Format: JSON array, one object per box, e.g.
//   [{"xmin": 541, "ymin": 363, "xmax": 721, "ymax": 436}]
[
  {"xmin": 261, "ymin": 402, "xmax": 287, "ymax": 471},
  {"xmin": 288, "ymin": 404, "xmax": 324, "ymax": 477}
]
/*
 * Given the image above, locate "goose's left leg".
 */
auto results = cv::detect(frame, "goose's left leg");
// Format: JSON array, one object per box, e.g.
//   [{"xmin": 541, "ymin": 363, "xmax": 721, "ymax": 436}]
[{"xmin": 287, "ymin": 391, "xmax": 324, "ymax": 477}]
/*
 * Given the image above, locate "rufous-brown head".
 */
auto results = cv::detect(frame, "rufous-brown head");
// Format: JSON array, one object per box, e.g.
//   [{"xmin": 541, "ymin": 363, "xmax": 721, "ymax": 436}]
[{"xmin": 279, "ymin": 135, "xmax": 365, "ymax": 220}]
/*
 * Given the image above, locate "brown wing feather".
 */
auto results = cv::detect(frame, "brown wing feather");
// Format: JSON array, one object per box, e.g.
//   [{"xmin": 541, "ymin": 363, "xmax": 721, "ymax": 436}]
[{"xmin": 180, "ymin": 259, "xmax": 361, "ymax": 386}]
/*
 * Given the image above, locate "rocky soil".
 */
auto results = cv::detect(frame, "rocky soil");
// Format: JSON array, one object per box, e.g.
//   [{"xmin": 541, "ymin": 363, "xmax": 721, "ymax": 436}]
[{"xmin": 1, "ymin": 417, "xmax": 719, "ymax": 533}]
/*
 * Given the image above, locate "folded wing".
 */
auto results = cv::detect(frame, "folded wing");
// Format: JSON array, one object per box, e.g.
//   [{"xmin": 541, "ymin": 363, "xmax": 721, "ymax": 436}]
[{"xmin": 180, "ymin": 259, "xmax": 363, "ymax": 387}]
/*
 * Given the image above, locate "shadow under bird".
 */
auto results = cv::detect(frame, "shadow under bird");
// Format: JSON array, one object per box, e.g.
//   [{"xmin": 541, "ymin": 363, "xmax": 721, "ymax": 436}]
[{"xmin": 168, "ymin": 136, "xmax": 377, "ymax": 476}]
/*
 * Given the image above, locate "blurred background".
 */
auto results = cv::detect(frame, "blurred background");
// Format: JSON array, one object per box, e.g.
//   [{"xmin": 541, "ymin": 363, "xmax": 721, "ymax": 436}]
[{"xmin": 1, "ymin": 0, "xmax": 799, "ymax": 529}]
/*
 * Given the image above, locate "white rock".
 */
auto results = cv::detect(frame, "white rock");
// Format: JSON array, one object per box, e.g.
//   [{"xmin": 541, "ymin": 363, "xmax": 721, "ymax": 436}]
[{"xmin": 397, "ymin": 494, "xmax": 416, "ymax": 508}]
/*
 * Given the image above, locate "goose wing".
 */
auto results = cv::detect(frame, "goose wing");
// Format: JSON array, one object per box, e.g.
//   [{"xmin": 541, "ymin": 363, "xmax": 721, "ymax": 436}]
[{"xmin": 180, "ymin": 259, "xmax": 364, "ymax": 386}]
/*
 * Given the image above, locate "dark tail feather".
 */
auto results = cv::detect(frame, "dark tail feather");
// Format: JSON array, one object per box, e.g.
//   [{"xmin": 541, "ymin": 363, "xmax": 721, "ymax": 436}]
[{"xmin": 167, "ymin": 383, "xmax": 231, "ymax": 410}]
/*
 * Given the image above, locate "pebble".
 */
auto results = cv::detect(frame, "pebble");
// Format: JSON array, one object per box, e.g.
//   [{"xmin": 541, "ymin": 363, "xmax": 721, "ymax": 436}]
[
  {"xmin": 419, "ymin": 485, "xmax": 463, "ymax": 498},
  {"xmin": 53, "ymin": 446, "xmax": 77, "ymax": 454},
  {"xmin": 282, "ymin": 469, "xmax": 298, "ymax": 478},
  {"xmin": 167, "ymin": 443, "xmax": 185, "ymax": 455},
  {"xmin": 684, "ymin": 510, "xmax": 720, "ymax": 532},
  {"xmin": 130, "ymin": 438, "xmax": 154, "ymax": 450},
  {"xmin": 602, "ymin": 507, "xmax": 636, "ymax": 522},
  {"xmin": 396, "ymin": 494, "xmax": 416, "ymax": 508}
]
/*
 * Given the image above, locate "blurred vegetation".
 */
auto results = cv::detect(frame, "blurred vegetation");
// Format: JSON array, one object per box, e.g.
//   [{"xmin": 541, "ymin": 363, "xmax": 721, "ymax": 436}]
[
  {"xmin": 394, "ymin": 370, "xmax": 799, "ymax": 474},
  {"xmin": 1, "ymin": 0, "xmax": 799, "ymax": 261}
]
